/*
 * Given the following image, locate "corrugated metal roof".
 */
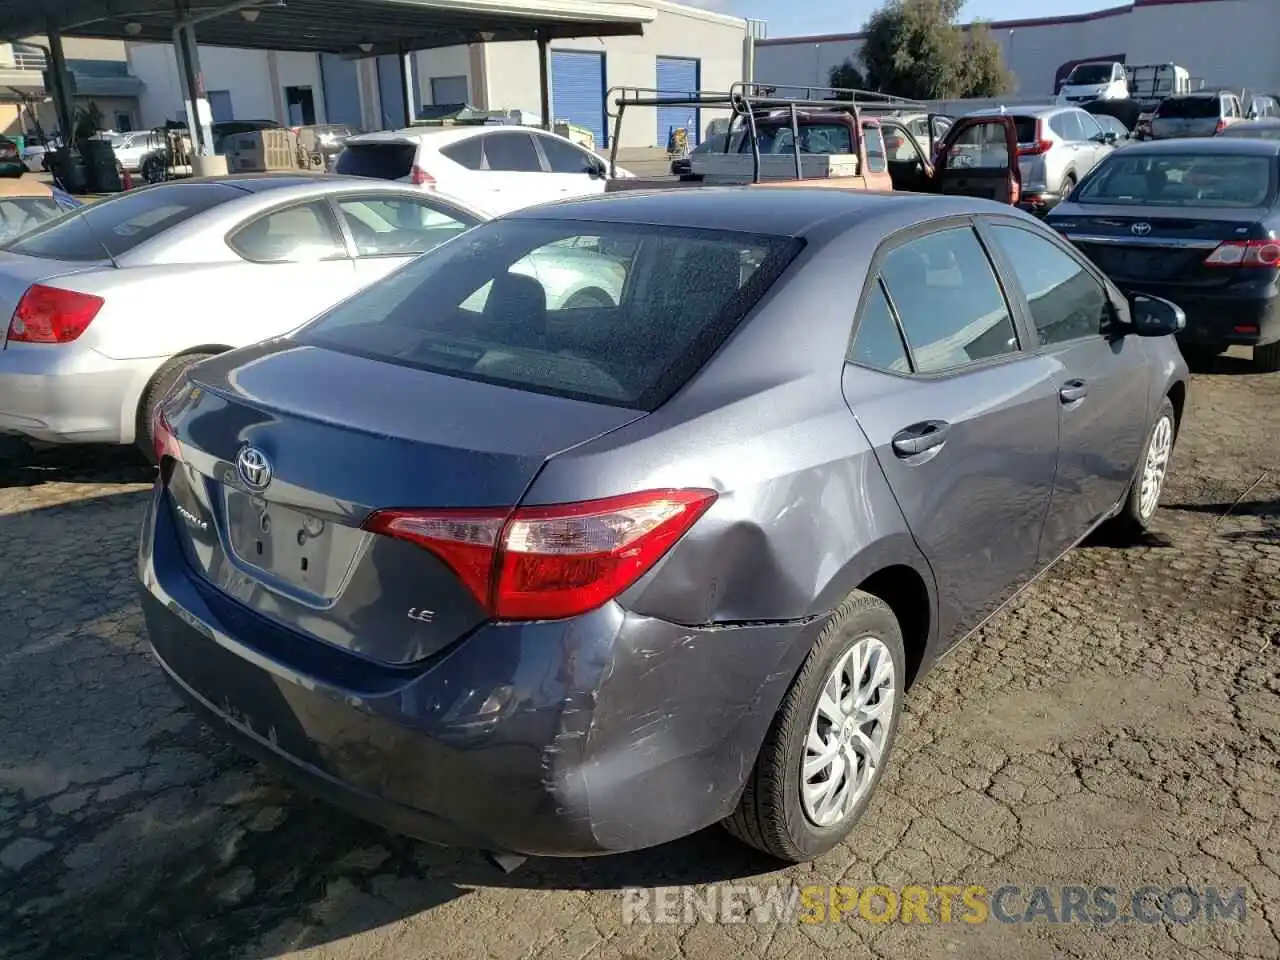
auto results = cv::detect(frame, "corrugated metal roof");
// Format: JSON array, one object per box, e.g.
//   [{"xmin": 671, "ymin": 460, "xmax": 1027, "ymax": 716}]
[{"xmin": 2, "ymin": 0, "xmax": 655, "ymax": 53}]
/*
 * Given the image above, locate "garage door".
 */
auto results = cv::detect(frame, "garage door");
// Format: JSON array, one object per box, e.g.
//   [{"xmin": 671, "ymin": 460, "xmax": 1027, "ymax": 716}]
[
  {"xmin": 656, "ymin": 56, "xmax": 700, "ymax": 148},
  {"xmin": 551, "ymin": 51, "xmax": 606, "ymax": 147}
]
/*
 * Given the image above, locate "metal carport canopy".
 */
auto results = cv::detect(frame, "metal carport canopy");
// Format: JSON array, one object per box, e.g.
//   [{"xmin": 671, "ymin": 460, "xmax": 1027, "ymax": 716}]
[{"xmin": 0, "ymin": 0, "xmax": 655, "ymax": 54}]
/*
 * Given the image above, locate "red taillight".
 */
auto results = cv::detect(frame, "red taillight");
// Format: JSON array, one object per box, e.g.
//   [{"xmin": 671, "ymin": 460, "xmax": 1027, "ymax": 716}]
[
  {"xmin": 409, "ymin": 164, "xmax": 435, "ymax": 186},
  {"xmin": 152, "ymin": 406, "xmax": 181, "ymax": 464},
  {"xmin": 1215, "ymin": 118, "xmax": 1227, "ymax": 134},
  {"xmin": 1203, "ymin": 239, "xmax": 1280, "ymax": 268},
  {"xmin": 6, "ymin": 284, "xmax": 105, "ymax": 344},
  {"xmin": 364, "ymin": 489, "xmax": 718, "ymax": 620}
]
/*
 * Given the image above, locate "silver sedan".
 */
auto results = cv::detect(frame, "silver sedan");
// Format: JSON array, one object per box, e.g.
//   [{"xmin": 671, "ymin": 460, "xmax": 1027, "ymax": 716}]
[{"xmin": 0, "ymin": 174, "xmax": 621, "ymax": 458}]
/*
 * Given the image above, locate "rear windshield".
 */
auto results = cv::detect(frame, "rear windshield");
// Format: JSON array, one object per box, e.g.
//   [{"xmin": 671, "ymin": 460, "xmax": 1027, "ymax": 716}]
[
  {"xmin": 1011, "ymin": 117, "xmax": 1039, "ymax": 144},
  {"xmin": 743, "ymin": 123, "xmax": 853, "ymax": 155},
  {"xmin": 1155, "ymin": 97, "xmax": 1220, "ymax": 119},
  {"xmin": 1076, "ymin": 152, "xmax": 1275, "ymax": 207},
  {"xmin": 0, "ymin": 197, "xmax": 64, "ymax": 244},
  {"xmin": 334, "ymin": 142, "xmax": 416, "ymax": 179},
  {"xmin": 1, "ymin": 182, "xmax": 242, "ymax": 261},
  {"xmin": 296, "ymin": 219, "xmax": 803, "ymax": 409}
]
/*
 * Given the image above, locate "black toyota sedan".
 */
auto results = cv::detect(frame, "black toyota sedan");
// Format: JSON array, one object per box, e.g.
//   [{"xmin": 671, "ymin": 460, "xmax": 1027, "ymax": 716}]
[{"xmin": 1046, "ymin": 137, "xmax": 1280, "ymax": 370}]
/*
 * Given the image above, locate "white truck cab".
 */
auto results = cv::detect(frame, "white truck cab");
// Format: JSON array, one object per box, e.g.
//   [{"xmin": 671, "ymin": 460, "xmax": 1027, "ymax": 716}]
[{"xmin": 1057, "ymin": 61, "xmax": 1129, "ymax": 105}]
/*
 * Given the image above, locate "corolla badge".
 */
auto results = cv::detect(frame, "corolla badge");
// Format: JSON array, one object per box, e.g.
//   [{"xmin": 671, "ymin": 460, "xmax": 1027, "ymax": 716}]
[
  {"xmin": 1131, "ymin": 222, "xmax": 1152, "ymax": 237},
  {"xmin": 236, "ymin": 446, "xmax": 272, "ymax": 491}
]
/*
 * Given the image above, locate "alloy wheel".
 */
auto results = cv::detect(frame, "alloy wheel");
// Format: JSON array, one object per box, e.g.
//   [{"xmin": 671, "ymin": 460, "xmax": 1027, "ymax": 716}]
[
  {"xmin": 800, "ymin": 636, "xmax": 896, "ymax": 827},
  {"xmin": 1139, "ymin": 414, "xmax": 1174, "ymax": 520}
]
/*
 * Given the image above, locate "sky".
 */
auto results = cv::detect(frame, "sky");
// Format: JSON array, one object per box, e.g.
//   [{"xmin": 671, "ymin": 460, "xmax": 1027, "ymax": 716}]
[{"xmin": 685, "ymin": 0, "xmax": 1126, "ymax": 38}]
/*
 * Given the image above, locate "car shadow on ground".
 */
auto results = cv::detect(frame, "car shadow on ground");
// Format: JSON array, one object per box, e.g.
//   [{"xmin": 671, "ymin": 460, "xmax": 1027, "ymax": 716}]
[
  {"xmin": 0, "ymin": 442, "xmax": 153, "ymax": 489},
  {"xmin": 0, "ymin": 452, "xmax": 785, "ymax": 960}
]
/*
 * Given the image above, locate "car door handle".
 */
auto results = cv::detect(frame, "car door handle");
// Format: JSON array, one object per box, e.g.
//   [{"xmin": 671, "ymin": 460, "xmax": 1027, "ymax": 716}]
[
  {"xmin": 1059, "ymin": 379, "xmax": 1088, "ymax": 403},
  {"xmin": 891, "ymin": 420, "xmax": 951, "ymax": 457}
]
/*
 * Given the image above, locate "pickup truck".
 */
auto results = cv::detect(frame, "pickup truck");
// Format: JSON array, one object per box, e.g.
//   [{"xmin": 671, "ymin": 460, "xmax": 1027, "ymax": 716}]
[{"xmin": 603, "ymin": 84, "xmax": 1024, "ymax": 205}]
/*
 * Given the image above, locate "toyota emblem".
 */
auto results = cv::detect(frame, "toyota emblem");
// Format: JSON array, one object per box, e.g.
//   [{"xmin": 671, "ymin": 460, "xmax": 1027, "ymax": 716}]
[
  {"xmin": 1131, "ymin": 222, "xmax": 1152, "ymax": 237},
  {"xmin": 235, "ymin": 446, "xmax": 272, "ymax": 491}
]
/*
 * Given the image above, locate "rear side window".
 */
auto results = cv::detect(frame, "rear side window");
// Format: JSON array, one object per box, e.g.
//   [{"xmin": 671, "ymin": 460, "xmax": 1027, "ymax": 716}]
[
  {"xmin": 746, "ymin": 123, "xmax": 854, "ymax": 156},
  {"xmin": 878, "ymin": 227, "xmax": 1018, "ymax": 374},
  {"xmin": 334, "ymin": 142, "xmax": 417, "ymax": 179},
  {"xmin": 228, "ymin": 201, "xmax": 346, "ymax": 262},
  {"xmin": 296, "ymin": 219, "xmax": 803, "ymax": 409},
  {"xmin": 1076, "ymin": 152, "xmax": 1274, "ymax": 207},
  {"xmin": 3, "ymin": 182, "xmax": 241, "ymax": 261},
  {"xmin": 0, "ymin": 197, "xmax": 64, "ymax": 244},
  {"xmin": 1050, "ymin": 112, "xmax": 1086, "ymax": 142},
  {"xmin": 481, "ymin": 132, "xmax": 542, "ymax": 172},
  {"xmin": 989, "ymin": 225, "xmax": 1109, "ymax": 346},
  {"xmin": 440, "ymin": 136, "xmax": 484, "ymax": 170},
  {"xmin": 1156, "ymin": 97, "xmax": 1220, "ymax": 119},
  {"xmin": 536, "ymin": 134, "xmax": 598, "ymax": 174}
]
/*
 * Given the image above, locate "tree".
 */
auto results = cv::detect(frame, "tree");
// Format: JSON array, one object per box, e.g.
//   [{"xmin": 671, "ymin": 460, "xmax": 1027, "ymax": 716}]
[
  {"xmin": 859, "ymin": 0, "xmax": 1012, "ymax": 100},
  {"xmin": 828, "ymin": 59, "xmax": 866, "ymax": 96}
]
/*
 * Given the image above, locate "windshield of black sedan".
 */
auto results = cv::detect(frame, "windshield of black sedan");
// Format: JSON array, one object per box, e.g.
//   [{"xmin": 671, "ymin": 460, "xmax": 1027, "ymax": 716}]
[
  {"xmin": 296, "ymin": 219, "xmax": 802, "ymax": 410},
  {"xmin": 1075, "ymin": 153, "xmax": 1275, "ymax": 207}
]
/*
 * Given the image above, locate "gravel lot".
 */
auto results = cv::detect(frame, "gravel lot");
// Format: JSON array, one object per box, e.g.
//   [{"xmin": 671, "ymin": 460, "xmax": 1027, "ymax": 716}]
[{"xmin": 1, "ymin": 350, "xmax": 1276, "ymax": 960}]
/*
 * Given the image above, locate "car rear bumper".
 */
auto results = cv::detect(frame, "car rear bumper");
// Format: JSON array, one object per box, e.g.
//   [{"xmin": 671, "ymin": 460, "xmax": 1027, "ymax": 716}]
[
  {"xmin": 0, "ymin": 344, "xmax": 151, "ymax": 444},
  {"xmin": 138, "ymin": 491, "xmax": 812, "ymax": 857},
  {"xmin": 1116, "ymin": 284, "xmax": 1280, "ymax": 346}
]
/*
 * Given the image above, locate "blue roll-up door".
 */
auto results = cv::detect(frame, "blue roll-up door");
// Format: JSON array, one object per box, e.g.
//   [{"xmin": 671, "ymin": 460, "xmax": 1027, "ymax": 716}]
[
  {"xmin": 320, "ymin": 53, "xmax": 362, "ymax": 128},
  {"xmin": 656, "ymin": 56, "xmax": 700, "ymax": 148},
  {"xmin": 376, "ymin": 54, "xmax": 407, "ymax": 129},
  {"xmin": 551, "ymin": 51, "xmax": 607, "ymax": 147}
]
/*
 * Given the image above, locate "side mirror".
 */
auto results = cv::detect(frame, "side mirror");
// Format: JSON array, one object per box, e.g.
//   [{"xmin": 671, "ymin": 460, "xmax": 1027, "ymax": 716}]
[{"xmin": 1127, "ymin": 293, "xmax": 1186, "ymax": 336}]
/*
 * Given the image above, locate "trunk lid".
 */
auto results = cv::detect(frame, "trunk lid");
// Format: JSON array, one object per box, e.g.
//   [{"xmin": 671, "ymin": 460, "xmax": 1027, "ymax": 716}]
[
  {"xmin": 162, "ymin": 340, "xmax": 645, "ymax": 665},
  {"xmin": 1051, "ymin": 207, "xmax": 1263, "ymax": 287}
]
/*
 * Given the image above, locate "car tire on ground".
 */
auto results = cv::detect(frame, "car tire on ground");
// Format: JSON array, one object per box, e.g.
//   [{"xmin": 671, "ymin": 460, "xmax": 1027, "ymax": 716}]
[
  {"xmin": 1109, "ymin": 395, "xmax": 1177, "ymax": 537},
  {"xmin": 136, "ymin": 353, "xmax": 215, "ymax": 464},
  {"xmin": 1254, "ymin": 340, "xmax": 1280, "ymax": 373},
  {"xmin": 722, "ymin": 590, "xmax": 906, "ymax": 863}
]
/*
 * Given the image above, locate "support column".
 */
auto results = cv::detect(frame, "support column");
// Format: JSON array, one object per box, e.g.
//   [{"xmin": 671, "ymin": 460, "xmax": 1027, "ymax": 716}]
[
  {"xmin": 536, "ymin": 28, "xmax": 551, "ymax": 130},
  {"xmin": 173, "ymin": 21, "xmax": 226, "ymax": 175},
  {"xmin": 44, "ymin": 23, "xmax": 75, "ymax": 143},
  {"xmin": 398, "ymin": 43, "xmax": 414, "ymax": 125}
]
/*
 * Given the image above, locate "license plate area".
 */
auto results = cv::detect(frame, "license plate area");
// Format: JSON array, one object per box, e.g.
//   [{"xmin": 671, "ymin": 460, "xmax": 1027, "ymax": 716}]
[{"xmin": 222, "ymin": 487, "xmax": 361, "ymax": 598}]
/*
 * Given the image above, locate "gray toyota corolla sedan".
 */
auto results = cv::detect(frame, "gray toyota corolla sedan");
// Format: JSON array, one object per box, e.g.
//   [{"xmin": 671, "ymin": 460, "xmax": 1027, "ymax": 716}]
[{"xmin": 138, "ymin": 188, "xmax": 1189, "ymax": 863}]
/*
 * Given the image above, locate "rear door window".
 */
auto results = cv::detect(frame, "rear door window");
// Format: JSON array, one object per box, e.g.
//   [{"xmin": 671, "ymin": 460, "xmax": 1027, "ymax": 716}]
[
  {"xmin": 1051, "ymin": 112, "xmax": 1086, "ymax": 142},
  {"xmin": 746, "ymin": 123, "xmax": 854, "ymax": 155},
  {"xmin": 878, "ymin": 227, "xmax": 1019, "ymax": 373},
  {"xmin": 334, "ymin": 142, "xmax": 417, "ymax": 179},
  {"xmin": 228, "ymin": 200, "xmax": 347, "ymax": 262},
  {"xmin": 480, "ymin": 132, "xmax": 543, "ymax": 172},
  {"xmin": 2, "ymin": 181, "xmax": 241, "ymax": 261},
  {"xmin": 296, "ymin": 220, "xmax": 803, "ymax": 409},
  {"xmin": 988, "ymin": 224, "xmax": 1109, "ymax": 346},
  {"xmin": 862, "ymin": 123, "xmax": 888, "ymax": 172},
  {"xmin": 535, "ymin": 133, "xmax": 600, "ymax": 174}
]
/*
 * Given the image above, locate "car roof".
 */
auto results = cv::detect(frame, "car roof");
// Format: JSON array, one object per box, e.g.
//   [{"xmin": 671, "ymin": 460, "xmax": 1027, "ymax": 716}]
[
  {"xmin": 504, "ymin": 187, "xmax": 1026, "ymax": 238},
  {"xmin": 1111, "ymin": 136, "xmax": 1280, "ymax": 156},
  {"xmin": 1230, "ymin": 118, "xmax": 1280, "ymax": 128},
  {"xmin": 345, "ymin": 125, "xmax": 494, "ymax": 147},
  {"xmin": 966, "ymin": 105, "xmax": 1065, "ymax": 118}
]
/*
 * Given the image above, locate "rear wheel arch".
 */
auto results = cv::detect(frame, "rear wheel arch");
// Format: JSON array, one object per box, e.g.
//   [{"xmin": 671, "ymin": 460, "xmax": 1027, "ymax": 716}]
[
  {"xmin": 132, "ymin": 345, "xmax": 232, "ymax": 456},
  {"xmin": 1166, "ymin": 379, "xmax": 1187, "ymax": 432},
  {"xmin": 807, "ymin": 537, "xmax": 938, "ymax": 689}
]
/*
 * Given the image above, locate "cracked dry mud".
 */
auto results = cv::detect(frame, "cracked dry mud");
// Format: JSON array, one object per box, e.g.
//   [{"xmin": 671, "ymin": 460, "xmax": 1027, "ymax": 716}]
[{"xmin": 1, "ymin": 352, "xmax": 1277, "ymax": 960}]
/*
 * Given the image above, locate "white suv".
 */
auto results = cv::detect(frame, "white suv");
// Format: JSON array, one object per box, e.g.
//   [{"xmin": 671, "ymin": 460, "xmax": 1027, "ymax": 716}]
[{"xmin": 335, "ymin": 126, "xmax": 633, "ymax": 215}]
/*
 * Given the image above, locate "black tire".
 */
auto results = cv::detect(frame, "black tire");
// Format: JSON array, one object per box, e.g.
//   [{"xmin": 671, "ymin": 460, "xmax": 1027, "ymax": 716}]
[
  {"xmin": 1061, "ymin": 173, "xmax": 1077, "ymax": 198},
  {"xmin": 1108, "ymin": 396, "xmax": 1177, "ymax": 538},
  {"xmin": 1254, "ymin": 340, "xmax": 1280, "ymax": 373},
  {"xmin": 722, "ymin": 591, "xmax": 906, "ymax": 863},
  {"xmin": 136, "ymin": 353, "xmax": 214, "ymax": 463},
  {"xmin": 562, "ymin": 288, "xmax": 614, "ymax": 310}
]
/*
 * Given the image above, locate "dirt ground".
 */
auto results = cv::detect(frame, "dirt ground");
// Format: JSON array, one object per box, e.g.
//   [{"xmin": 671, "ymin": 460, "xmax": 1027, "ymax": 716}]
[{"xmin": 0, "ymin": 349, "xmax": 1276, "ymax": 960}]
